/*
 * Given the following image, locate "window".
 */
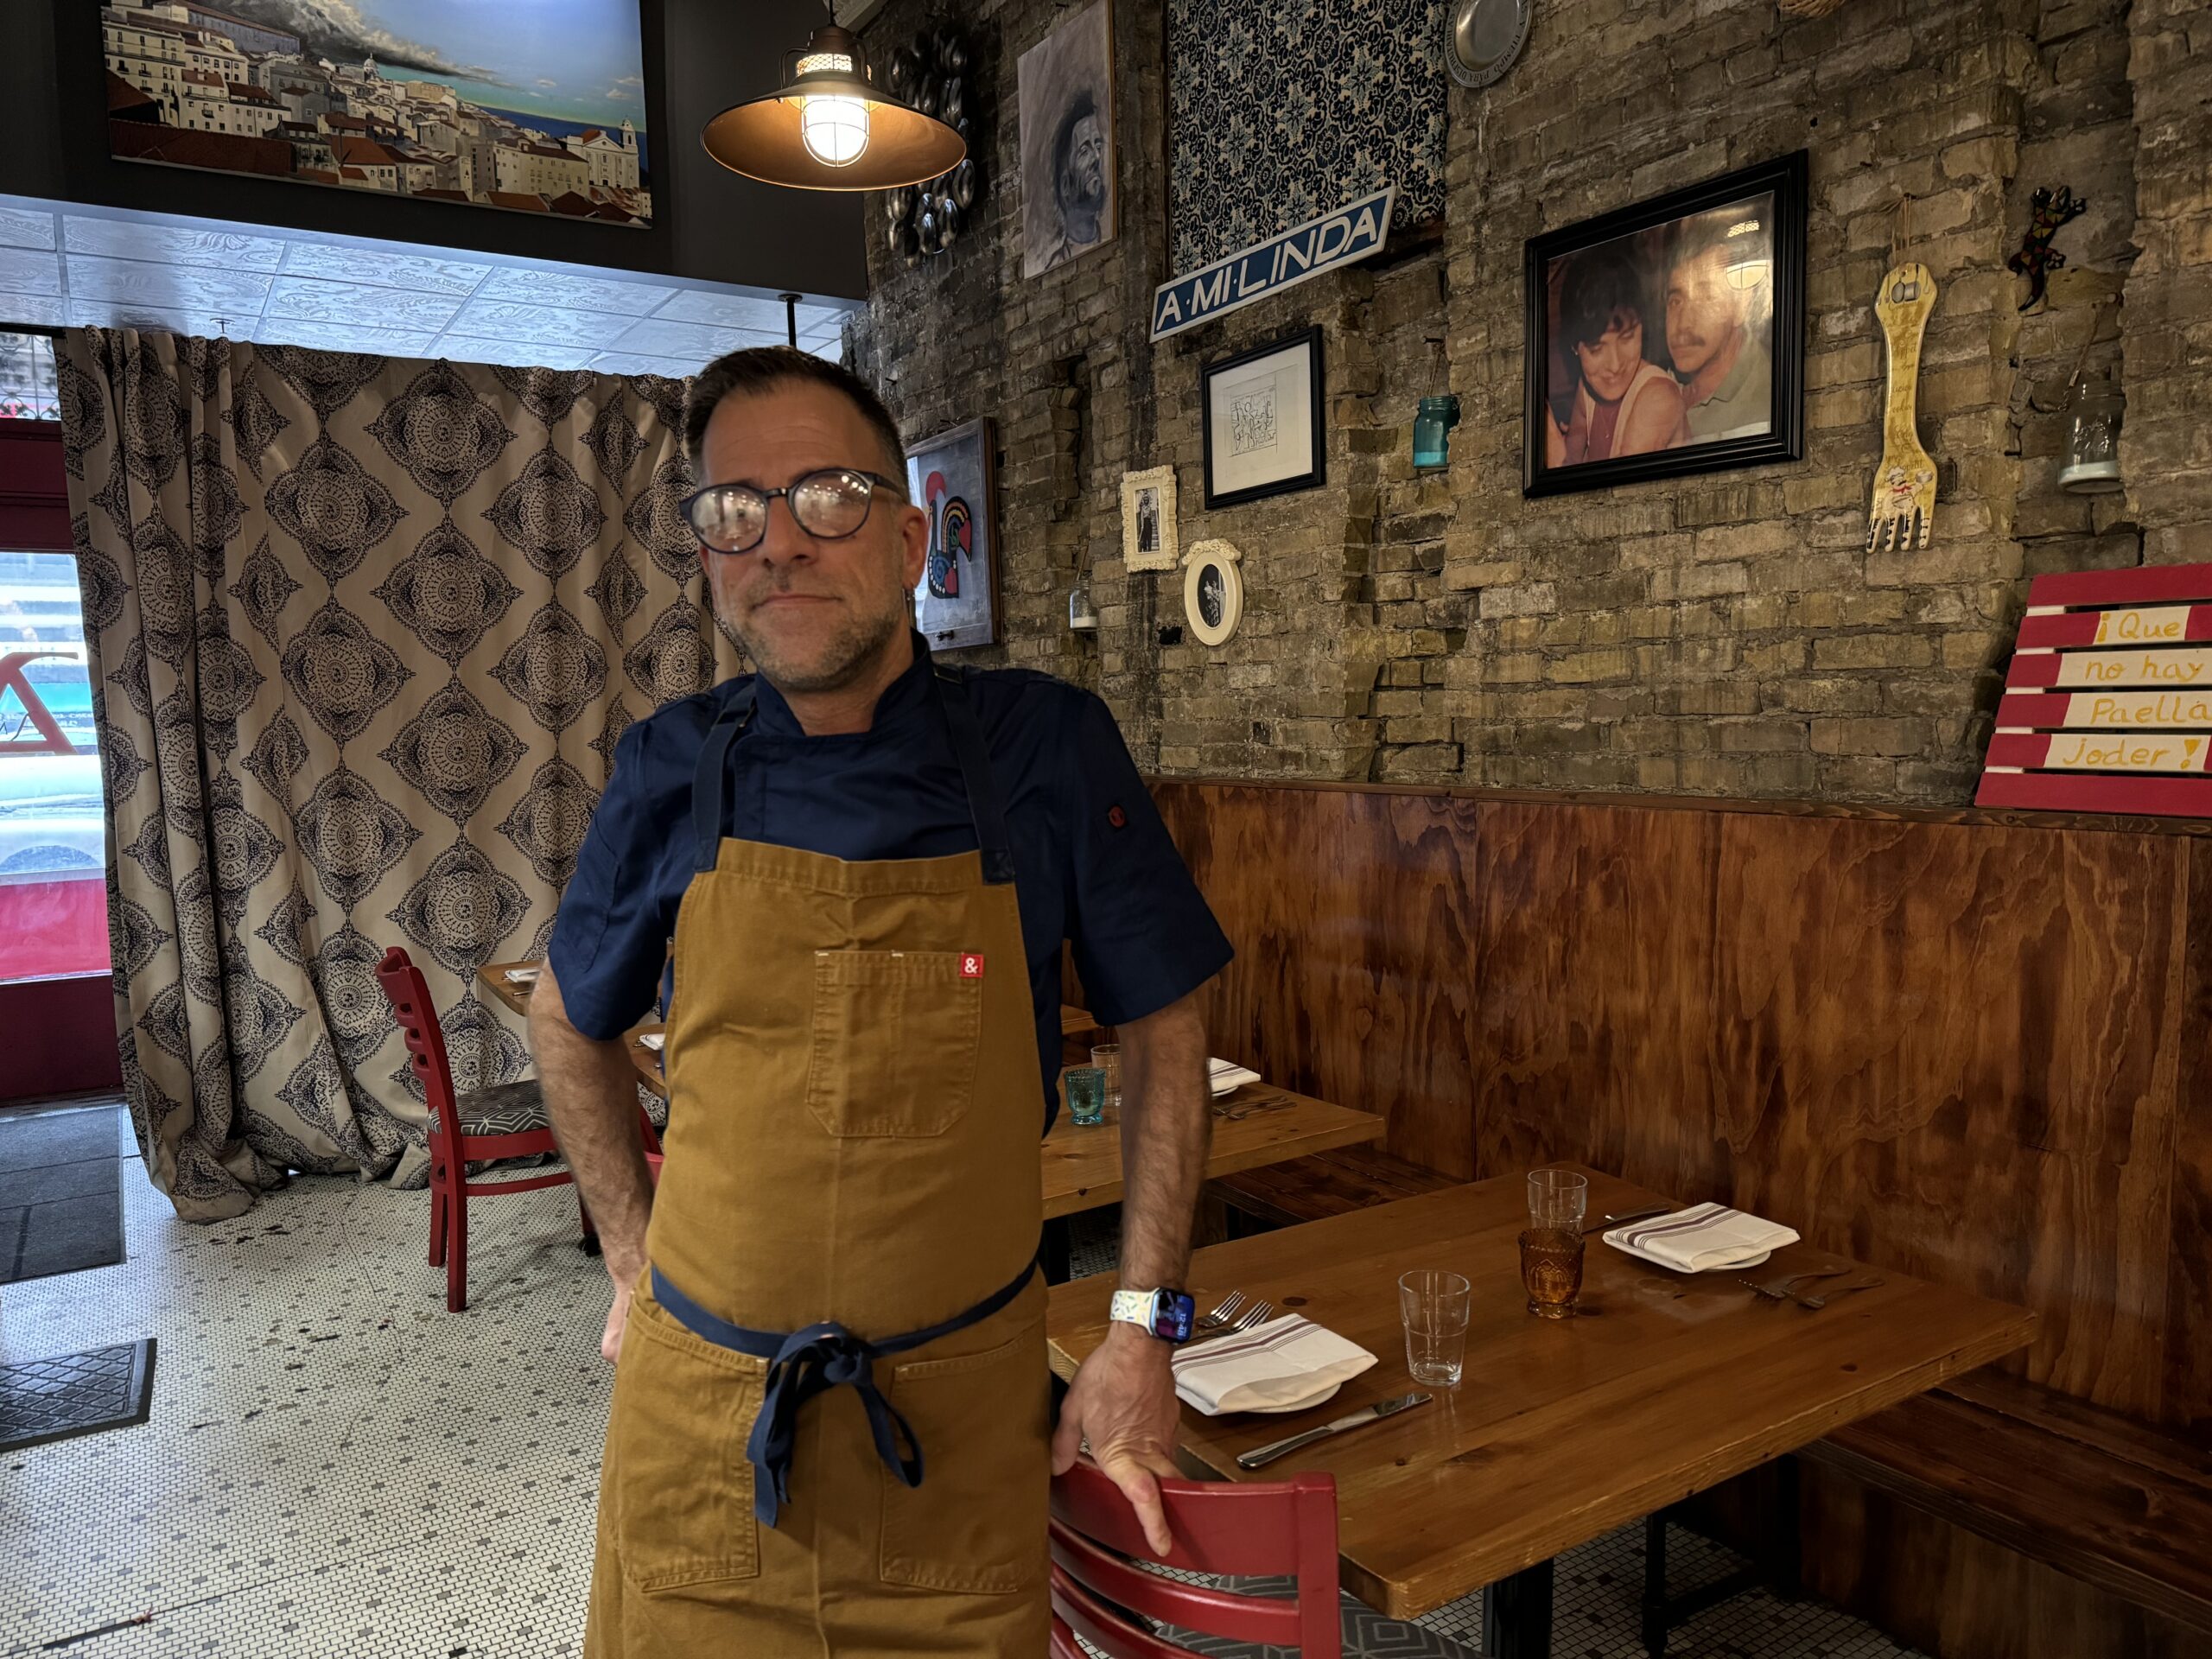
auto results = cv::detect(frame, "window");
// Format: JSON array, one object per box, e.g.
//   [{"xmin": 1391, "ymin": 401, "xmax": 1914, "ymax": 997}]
[
  {"xmin": 0, "ymin": 332, "xmax": 57, "ymax": 423},
  {"xmin": 0, "ymin": 550, "xmax": 106, "ymax": 983}
]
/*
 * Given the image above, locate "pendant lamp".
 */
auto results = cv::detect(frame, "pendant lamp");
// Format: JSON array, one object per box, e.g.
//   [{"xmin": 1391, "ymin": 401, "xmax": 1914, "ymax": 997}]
[{"xmin": 702, "ymin": 7, "xmax": 964, "ymax": 192}]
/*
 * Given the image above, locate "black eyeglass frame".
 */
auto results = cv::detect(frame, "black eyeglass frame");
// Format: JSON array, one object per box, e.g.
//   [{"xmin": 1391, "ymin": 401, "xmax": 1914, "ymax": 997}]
[{"xmin": 679, "ymin": 467, "xmax": 910, "ymax": 554}]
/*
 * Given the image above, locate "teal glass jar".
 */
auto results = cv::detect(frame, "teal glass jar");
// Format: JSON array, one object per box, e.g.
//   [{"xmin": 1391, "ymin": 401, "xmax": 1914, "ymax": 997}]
[{"xmin": 1414, "ymin": 395, "xmax": 1461, "ymax": 472}]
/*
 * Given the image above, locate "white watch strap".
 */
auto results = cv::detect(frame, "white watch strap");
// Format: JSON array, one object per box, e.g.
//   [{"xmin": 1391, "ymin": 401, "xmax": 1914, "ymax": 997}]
[{"xmin": 1109, "ymin": 1288, "xmax": 1154, "ymax": 1327}]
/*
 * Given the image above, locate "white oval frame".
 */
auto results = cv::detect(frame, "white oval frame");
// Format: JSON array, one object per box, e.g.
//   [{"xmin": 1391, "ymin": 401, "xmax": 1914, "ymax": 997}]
[{"xmin": 1182, "ymin": 538, "xmax": 1244, "ymax": 646}]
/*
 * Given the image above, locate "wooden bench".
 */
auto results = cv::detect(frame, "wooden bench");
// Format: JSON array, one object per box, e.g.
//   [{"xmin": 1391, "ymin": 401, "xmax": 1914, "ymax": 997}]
[
  {"xmin": 1804, "ymin": 1369, "xmax": 2212, "ymax": 1640},
  {"xmin": 1207, "ymin": 1144, "xmax": 1457, "ymax": 1234}
]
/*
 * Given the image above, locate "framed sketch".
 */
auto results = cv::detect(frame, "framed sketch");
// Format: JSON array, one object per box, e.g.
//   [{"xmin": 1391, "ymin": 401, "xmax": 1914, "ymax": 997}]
[
  {"xmin": 906, "ymin": 417, "xmax": 1000, "ymax": 651},
  {"xmin": 1524, "ymin": 150, "xmax": 1807, "ymax": 498},
  {"xmin": 1122, "ymin": 466, "xmax": 1178, "ymax": 573},
  {"xmin": 101, "ymin": 0, "xmax": 652, "ymax": 226},
  {"xmin": 1202, "ymin": 327, "xmax": 1325, "ymax": 509},
  {"xmin": 1183, "ymin": 539, "xmax": 1244, "ymax": 646},
  {"xmin": 1018, "ymin": 1, "xmax": 1116, "ymax": 278}
]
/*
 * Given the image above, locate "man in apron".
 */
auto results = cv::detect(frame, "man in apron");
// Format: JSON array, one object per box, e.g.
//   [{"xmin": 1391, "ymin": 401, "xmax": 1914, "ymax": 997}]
[{"xmin": 530, "ymin": 347, "xmax": 1233, "ymax": 1656}]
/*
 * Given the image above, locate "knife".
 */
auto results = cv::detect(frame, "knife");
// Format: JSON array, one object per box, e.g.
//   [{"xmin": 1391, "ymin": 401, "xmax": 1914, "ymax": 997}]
[{"xmin": 1236, "ymin": 1392, "xmax": 1433, "ymax": 1471}]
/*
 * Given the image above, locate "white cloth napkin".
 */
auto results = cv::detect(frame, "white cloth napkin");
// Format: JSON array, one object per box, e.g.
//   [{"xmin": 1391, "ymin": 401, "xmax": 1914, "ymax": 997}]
[
  {"xmin": 638, "ymin": 1032, "xmax": 664, "ymax": 1052},
  {"xmin": 1207, "ymin": 1058, "xmax": 1262, "ymax": 1098},
  {"xmin": 1605, "ymin": 1202, "xmax": 1799, "ymax": 1272},
  {"xmin": 503, "ymin": 967, "xmax": 539, "ymax": 984},
  {"xmin": 1171, "ymin": 1314, "xmax": 1376, "ymax": 1415}
]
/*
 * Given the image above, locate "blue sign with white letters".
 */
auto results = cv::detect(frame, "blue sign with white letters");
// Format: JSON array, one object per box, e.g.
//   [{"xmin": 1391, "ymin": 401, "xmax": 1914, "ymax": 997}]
[{"xmin": 1150, "ymin": 187, "xmax": 1396, "ymax": 342}]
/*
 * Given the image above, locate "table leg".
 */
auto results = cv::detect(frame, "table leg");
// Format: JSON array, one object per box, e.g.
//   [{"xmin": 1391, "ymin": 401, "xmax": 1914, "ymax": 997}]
[{"xmin": 1483, "ymin": 1558, "xmax": 1554, "ymax": 1659}]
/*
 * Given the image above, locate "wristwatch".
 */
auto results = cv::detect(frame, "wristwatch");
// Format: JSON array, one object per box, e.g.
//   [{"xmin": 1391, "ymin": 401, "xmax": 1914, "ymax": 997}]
[{"xmin": 1109, "ymin": 1287, "xmax": 1196, "ymax": 1344}]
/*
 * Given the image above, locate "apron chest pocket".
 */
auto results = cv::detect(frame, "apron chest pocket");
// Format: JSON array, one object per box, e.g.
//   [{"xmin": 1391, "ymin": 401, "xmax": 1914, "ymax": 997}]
[
  {"xmin": 879, "ymin": 1316, "xmax": 1050, "ymax": 1594},
  {"xmin": 610, "ymin": 1295, "xmax": 763, "ymax": 1593},
  {"xmin": 805, "ymin": 950, "xmax": 982, "ymax": 1138}
]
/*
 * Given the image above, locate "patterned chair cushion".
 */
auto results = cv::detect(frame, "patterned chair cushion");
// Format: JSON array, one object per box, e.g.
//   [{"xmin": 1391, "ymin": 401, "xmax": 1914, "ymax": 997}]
[
  {"xmin": 430, "ymin": 1078, "xmax": 550, "ymax": 1139},
  {"xmin": 1150, "ymin": 1574, "xmax": 1485, "ymax": 1659}
]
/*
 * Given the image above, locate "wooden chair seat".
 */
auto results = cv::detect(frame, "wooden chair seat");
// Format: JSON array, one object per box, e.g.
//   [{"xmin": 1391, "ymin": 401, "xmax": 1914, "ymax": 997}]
[
  {"xmin": 1807, "ymin": 1370, "xmax": 2212, "ymax": 1637},
  {"xmin": 1209, "ymin": 1145, "xmax": 1458, "ymax": 1231}
]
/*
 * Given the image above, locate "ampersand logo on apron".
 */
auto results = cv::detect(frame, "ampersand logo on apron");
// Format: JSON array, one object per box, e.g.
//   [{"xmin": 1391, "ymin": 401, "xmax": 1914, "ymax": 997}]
[{"xmin": 960, "ymin": 953, "xmax": 985, "ymax": 978}]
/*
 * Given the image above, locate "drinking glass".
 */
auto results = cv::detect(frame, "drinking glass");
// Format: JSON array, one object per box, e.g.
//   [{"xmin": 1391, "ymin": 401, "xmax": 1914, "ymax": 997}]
[
  {"xmin": 1523, "ymin": 1169, "xmax": 1589, "ymax": 1319},
  {"xmin": 1090, "ymin": 1044, "xmax": 1122, "ymax": 1113},
  {"xmin": 1064, "ymin": 1065, "xmax": 1108, "ymax": 1127},
  {"xmin": 1527, "ymin": 1168, "xmax": 1588, "ymax": 1230},
  {"xmin": 1397, "ymin": 1268, "xmax": 1471, "ymax": 1387},
  {"xmin": 1519, "ymin": 1226, "xmax": 1586, "ymax": 1319}
]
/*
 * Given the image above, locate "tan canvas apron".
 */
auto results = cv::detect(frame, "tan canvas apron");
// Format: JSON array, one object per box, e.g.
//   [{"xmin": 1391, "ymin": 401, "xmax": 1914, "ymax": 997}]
[{"xmin": 584, "ymin": 664, "xmax": 1050, "ymax": 1657}]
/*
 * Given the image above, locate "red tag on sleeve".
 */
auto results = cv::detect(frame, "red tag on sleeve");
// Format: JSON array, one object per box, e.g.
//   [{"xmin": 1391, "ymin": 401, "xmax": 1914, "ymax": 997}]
[{"xmin": 960, "ymin": 953, "xmax": 985, "ymax": 978}]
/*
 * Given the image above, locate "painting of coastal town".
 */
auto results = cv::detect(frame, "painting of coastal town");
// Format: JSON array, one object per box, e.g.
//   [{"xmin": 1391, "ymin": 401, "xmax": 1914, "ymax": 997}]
[{"xmin": 100, "ymin": 0, "xmax": 652, "ymax": 227}]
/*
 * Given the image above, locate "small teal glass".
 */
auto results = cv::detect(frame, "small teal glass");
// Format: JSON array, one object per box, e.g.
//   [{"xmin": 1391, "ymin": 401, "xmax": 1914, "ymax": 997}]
[
  {"xmin": 1064, "ymin": 1065, "xmax": 1108, "ymax": 1127},
  {"xmin": 1414, "ymin": 394, "xmax": 1461, "ymax": 471}
]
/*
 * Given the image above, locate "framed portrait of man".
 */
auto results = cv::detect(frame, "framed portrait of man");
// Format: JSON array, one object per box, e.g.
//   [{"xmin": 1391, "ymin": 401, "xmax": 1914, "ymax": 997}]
[
  {"xmin": 1523, "ymin": 151, "xmax": 1807, "ymax": 498},
  {"xmin": 1018, "ymin": 1, "xmax": 1116, "ymax": 278}
]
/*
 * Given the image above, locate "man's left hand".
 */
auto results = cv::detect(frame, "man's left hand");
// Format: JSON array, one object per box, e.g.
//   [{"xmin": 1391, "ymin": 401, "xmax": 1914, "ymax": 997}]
[{"xmin": 1051, "ymin": 1323, "xmax": 1182, "ymax": 1555}]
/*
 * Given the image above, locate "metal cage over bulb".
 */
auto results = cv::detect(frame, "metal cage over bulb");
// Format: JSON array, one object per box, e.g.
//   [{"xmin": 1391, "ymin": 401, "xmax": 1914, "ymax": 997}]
[{"xmin": 702, "ymin": 22, "xmax": 965, "ymax": 192}]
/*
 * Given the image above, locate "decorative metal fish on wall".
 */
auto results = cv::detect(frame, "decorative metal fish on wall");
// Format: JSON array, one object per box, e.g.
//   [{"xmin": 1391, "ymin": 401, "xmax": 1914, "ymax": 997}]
[{"xmin": 2008, "ymin": 185, "xmax": 2087, "ymax": 314}]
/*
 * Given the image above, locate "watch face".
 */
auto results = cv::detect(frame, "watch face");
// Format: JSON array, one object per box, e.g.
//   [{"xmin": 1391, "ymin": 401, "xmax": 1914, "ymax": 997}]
[{"xmin": 1151, "ymin": 1290, "xmax": 1195, "ymax": 1343}]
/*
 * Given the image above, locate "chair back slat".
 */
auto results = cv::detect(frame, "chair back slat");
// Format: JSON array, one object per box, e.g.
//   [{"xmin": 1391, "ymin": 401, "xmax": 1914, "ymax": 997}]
[
  {"xmin": 374, "ymin": 945, "xmax": 461, "ymax": 1153},
  {"xmin": 1048, "ymin": 1459, "xmax": 1342, "ymax": 1656}
]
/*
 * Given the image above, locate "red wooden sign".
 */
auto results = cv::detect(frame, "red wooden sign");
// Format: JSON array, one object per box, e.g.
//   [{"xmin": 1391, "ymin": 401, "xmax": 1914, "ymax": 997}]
[{"xmin": 1978, "ymin": 563, "xmax": 2212, "ymax": 816}]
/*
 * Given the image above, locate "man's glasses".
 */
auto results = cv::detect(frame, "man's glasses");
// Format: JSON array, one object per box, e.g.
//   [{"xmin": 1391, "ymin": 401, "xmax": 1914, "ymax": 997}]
[{"xmin": 680, "ymin": 468, "xmax": 906, "ymax": 555}]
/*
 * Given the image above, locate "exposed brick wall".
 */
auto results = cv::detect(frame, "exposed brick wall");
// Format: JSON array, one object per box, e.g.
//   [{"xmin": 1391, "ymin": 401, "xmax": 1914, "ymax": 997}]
[{"xmin": 858, "ymin": 0, "xmax": 2207, "ymax": 804}]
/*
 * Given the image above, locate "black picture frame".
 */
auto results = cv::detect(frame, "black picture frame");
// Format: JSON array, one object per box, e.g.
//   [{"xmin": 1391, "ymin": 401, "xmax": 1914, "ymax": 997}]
[
  {"xmin": 1523, "ymin": 149, "xmax": 1808, "ymax": 499},
  {"xmin": 1201, "ymin": 325, "xmax": 1326, "ymax": 509}
]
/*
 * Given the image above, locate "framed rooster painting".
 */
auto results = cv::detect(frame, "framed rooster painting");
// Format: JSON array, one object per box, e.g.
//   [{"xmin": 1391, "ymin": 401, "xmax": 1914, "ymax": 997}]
[{"xmin": 906, "ymin": 416, "xmax": 1001, "ymax": 652}]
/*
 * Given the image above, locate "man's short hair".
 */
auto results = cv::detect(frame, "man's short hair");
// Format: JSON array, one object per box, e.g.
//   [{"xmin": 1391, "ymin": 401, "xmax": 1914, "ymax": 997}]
[
  {"xmin": 682, "ymin": 346, "xmax": 906, "ymax": 485},
  {"xmin": 1667, "ymin": 208, "xmax": 1764, "ymax": 279}
]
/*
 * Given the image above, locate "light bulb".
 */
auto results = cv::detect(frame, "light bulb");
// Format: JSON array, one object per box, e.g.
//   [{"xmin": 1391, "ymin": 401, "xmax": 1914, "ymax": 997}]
[{"xmin": 798, "ymin": 95, "xmax": 870, "ymax": 167}]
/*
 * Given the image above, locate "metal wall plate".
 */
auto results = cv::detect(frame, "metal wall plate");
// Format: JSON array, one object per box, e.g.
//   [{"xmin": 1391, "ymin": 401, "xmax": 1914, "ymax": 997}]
[{"xmin": 1448, "ymin": 0, "xmax": 1533, "ymax": 88}]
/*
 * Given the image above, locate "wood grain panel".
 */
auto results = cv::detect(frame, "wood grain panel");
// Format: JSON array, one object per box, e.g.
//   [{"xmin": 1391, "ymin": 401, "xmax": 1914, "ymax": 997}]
[
  {"xmin": 1468, "ymin": 798, "xmax": 1722, "ymax": 1190},
  {"xmin": 1151, "ymin": 782, "xmax": 1483, "ymax": 1179},
  {"xmin": 2169, "ymin": 837, "xmax": 2212, "ymax": 1444},
  {"xmin": 1708, "ymin": 813, "xmax": 2184, "ymax": 1415}
]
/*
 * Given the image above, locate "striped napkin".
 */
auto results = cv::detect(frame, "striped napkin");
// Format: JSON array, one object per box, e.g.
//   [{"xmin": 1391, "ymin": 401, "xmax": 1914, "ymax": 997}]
[
  {"xmin": 1605, "ymin": 1203, "xmax": 1798, "ymax": 1272},
  {"xmin": 1171, "ymin": 1314, "xmax": 1376, "ymax": 1415}
]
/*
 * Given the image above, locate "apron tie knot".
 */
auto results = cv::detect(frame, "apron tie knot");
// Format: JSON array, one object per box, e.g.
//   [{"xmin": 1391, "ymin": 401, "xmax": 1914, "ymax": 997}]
[{"xmin": 745, "ymin": 1322, "xmax": 923, "ymax": 1529}]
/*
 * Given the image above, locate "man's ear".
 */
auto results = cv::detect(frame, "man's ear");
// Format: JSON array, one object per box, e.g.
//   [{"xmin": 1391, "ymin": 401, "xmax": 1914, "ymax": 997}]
[{"xmin": 898, "ymin": 502, "xmax": 929, "ymax": 591}]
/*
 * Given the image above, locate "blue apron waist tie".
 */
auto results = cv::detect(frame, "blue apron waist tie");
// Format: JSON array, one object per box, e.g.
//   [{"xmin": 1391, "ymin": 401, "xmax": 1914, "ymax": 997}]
[{"xmin": 648, "ymin": 1253, "xmax": 1039, "ymax": 1529}]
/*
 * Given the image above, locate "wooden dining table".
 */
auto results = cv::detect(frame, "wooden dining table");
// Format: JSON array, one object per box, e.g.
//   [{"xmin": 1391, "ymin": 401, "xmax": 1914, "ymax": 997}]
[
  {"xmin": 474, "ymin": 961, "xmax": 1382, "ymax": 1232},
  {"xmin": 1044, "ymin": 1164, "xmax": 2036, "ymax": 1656}
]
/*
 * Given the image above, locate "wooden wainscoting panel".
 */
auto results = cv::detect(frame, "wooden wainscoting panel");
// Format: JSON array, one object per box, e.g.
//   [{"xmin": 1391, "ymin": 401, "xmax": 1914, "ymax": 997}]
[
  {"xmin": 1708, "ymin": 811, "xmax": 2186, "ymax": 1417},
  {"xmin": 1151, "ymin": 781, "xmax": 1484, "ymax": 1179},
  {"xmin": 2168, "ymin": 838, "xmax": 2212, "ymax": 1446},
  {"xmin": 1468, "ymin": 797, "xmax": 1724, "ymax": 1192}
]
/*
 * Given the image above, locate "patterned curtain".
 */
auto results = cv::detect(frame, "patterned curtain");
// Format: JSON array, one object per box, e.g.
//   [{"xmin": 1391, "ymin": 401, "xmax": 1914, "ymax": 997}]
[{"xmin": 58, "ymin": 328, "xmax": 731, "ymax": 1222}]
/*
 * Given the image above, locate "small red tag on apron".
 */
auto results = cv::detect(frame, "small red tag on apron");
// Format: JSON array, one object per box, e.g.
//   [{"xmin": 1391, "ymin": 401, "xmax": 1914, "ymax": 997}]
[{"xmin": 961, "ymin": 953, "xmax": 985, "ymax": 978}]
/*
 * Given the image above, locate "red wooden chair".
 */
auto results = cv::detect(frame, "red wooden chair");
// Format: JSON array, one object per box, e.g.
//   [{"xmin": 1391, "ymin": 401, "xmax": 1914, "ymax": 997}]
[
  {"xmin": 1050, "ymin": 1458, "xmax": 1485, "ymax": 1657},
  {"xmin": 376, "ymin": 945, "xmax": 663, "ymax": 1312}
]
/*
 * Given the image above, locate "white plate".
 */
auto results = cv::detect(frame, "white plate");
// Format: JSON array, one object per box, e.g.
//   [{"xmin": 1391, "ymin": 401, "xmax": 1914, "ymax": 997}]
[
  {"xmin": 1179, "ymin": 1379, "xmax": 1345, "ymax": 1418},
  {"xmin": 1605, "ymin": 1235, "xmax": 1770, "ymax": 1273}
]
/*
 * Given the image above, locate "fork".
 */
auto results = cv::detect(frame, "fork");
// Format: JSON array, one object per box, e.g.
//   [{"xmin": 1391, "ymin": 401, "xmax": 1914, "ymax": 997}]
[
  {"xmin": 1798, "ymin": 1277, "xmax": 1885, "ymax": 1311},
  {"xmin": 1189, "ymin": 1301, "xmax": 1274, "ymax": 1345},
  {"xmin": 1867, "ymin": 260, "xmax": 1939, "ymax": 554},
  {"xmin": 1737, "ymin": 1267, "xmax": 1847, "ymax": 1303},
  {"xmin": 1193, "ymin": 1291, "xmax": 1249, "ymax": 1333}
]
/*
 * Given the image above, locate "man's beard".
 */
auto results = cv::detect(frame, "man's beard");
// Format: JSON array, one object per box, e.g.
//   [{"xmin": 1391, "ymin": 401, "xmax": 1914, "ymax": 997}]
[{"xmin": 734, "ymin": 598, "xmax": 903, "ymax": 696}]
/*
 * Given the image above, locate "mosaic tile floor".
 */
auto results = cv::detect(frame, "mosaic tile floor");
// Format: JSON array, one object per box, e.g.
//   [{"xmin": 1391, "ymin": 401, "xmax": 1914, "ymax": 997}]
[{"xmin": 0, "ymin": 1113, "xmax": 1928, "ymax": 1657}]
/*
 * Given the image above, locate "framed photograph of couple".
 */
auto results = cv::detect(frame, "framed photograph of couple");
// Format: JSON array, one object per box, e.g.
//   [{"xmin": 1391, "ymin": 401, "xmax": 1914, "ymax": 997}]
[{"xmin": 1524, "ymin": 150, "xmax": 1807, "ymax": 498}]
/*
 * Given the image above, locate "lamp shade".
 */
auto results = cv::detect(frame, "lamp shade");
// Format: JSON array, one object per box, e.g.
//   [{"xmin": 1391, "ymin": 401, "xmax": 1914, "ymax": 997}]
[{"xmin": 702, "ymin": 23, "xmax": 965, "ymax": 192}]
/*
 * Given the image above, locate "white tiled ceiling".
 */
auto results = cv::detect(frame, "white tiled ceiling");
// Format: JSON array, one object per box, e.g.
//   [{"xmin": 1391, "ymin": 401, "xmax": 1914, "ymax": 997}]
[{"xmin": 0, "ymin": 195, "xmax": 855, "ymax": 374}]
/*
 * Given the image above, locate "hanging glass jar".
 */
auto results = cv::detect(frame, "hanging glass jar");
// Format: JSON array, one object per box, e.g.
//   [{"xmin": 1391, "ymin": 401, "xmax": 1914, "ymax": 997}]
[
  {"xmin": 2058, "ymin": 371, "xmax": 2125, "ymax": 494},
  {"xmin": 1068, "ymin": 575, "xmax": 1098, "ymax": 632}
]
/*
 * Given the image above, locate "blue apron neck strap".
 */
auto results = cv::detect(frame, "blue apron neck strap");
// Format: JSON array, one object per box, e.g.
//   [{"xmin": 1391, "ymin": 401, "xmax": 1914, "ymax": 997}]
[
  {"xmin": 689, "ymin": 666, "xmax": 1014, "ymax": 887},
  {"xmin": 931, "ymin": 664, "xmax": 1016, "ymax": 887},
  {"xmin": 691, "ymin": 684, "xmax": 754, "ymax": 874}
]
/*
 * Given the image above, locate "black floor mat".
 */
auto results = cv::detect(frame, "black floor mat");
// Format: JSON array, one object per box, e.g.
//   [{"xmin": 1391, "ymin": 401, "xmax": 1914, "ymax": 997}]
[
  {"xmin": 0, "ymin": 1103, "xmax": 125, "ymax": 1284},
  {"xmin": 0, "ymin": 1338, "xmax": 157, "ymax": 1453}
]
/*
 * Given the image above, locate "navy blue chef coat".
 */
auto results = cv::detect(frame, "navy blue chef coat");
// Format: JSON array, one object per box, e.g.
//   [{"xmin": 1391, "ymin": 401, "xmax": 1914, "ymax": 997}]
[{"xmin": 546, "ymin": 636, "xmax": 1234, "ymax": 1128}]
